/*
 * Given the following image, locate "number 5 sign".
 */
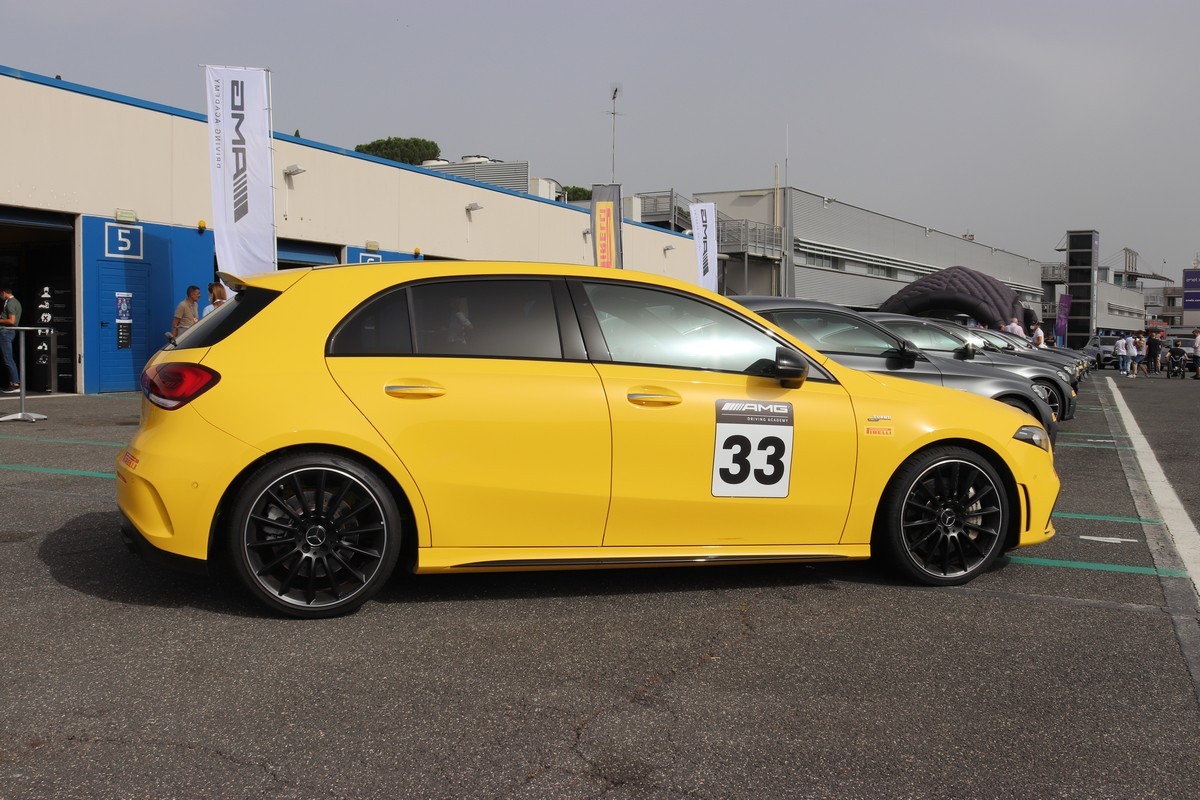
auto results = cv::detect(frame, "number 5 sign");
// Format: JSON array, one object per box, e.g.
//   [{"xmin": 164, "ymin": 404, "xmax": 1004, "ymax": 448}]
[
  {"xmin": 104, "ymin": 223, "xmax": 144, "ymax": 260},
  {"xmin": 712, "ymin": 400, "xmax": 794, "ymax": 498}
]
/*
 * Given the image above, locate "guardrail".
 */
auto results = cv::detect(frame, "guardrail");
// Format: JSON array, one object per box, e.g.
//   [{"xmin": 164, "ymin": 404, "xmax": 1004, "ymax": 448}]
[{"xmin": 718, "ymin": 219, "xmax": 783, "ymax": 257}]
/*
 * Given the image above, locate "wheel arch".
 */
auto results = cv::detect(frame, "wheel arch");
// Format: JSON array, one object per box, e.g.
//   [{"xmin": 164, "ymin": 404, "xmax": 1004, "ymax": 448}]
[
  {"xmin": 205, "ymin": 444, "xmax": 421, "ymax": 575},
  {"xmin": 871, "ymin": 438, "xmax": 1022, "ymax": 552}
]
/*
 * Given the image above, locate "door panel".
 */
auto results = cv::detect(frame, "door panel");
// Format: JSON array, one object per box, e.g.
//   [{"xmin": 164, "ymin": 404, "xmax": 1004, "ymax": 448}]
[
  {"xmin": 597, "ymin": 363, "xmax": 857, "ymax": 547},
  {"xmin": 328, "ymin": 357, "xmax": 611, "ymax": 549}
]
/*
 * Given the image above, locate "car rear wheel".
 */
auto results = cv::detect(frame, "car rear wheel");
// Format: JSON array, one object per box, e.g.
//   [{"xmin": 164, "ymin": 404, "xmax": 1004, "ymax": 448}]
[
  {"xmin": 877, "ymin": 447, "xmax": 1008, "ymax": 586},
  {"xmin": 227, "ymin": 453, "xmax": 402, "ymax": 618}
]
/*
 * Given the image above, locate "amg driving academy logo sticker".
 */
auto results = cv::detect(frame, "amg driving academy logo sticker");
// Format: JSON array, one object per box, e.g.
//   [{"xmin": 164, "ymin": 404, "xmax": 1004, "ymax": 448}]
[{"xmin": 717, "ymin": 401, "xmax": 793, "ymax": 424}]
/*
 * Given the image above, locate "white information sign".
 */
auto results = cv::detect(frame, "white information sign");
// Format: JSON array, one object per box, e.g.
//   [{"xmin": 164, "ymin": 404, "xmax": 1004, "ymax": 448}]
[{"xmin": 711, "ymin": 400, "xmax": 794, "ymax": 498}]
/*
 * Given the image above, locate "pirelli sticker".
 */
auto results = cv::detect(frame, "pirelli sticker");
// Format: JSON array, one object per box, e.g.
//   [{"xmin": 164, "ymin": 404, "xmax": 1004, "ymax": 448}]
[
  {"xmin": 864, "ymin": 426, "xmax": 894, "ymax": 436},
  {"xmin": 712, "ymin": 400, "xmax": 794, "ymax": 498}
]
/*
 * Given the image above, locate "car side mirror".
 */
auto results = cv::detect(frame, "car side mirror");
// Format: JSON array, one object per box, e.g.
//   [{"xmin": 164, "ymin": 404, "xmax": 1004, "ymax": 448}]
[
  {"xmin": 765, "ymin": 346, "xmax": 809, "ymax": 388},
  {"xmin": 960, "ymin": 342, "xmax": 977, "ymax": 359},
  {"xmin": 890, "ymin": 340, "xmax": 919, "ymax": 362}
]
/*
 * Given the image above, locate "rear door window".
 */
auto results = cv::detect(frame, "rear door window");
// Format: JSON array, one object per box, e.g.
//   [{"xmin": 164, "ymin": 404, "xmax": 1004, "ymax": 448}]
[{"xmin": 411, "ymin": 280, "xmax": 562, "ymax": 359}]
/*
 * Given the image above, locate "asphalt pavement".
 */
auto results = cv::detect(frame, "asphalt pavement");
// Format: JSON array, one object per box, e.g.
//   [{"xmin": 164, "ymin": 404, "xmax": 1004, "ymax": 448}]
[{"xmin": 2, "ymin": 373, "xmax": 1200, "ymax": 799}]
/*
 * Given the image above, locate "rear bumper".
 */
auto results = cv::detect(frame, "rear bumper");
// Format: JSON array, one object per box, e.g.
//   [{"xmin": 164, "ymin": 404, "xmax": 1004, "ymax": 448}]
[{"xmin": 119, "ymin": 510, "xmax": 208, "ymax": 576}]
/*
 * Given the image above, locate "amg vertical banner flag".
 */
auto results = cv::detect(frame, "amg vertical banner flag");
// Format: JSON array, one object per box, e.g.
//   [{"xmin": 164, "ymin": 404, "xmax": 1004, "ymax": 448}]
[
  {"xmin": 689, "ymin": 202, "xmax": 718, "ymax": 292},
  {"xmin": 206, "ymin": 66, "xmax": 275, "ymax": 277},
  {"xmin": 590, "ymin": 184, "xmax": 624, "ymax": 269}
]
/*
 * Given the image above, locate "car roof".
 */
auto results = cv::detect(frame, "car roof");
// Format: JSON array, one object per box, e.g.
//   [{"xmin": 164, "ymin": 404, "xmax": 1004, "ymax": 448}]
[{"xmin": 735, "ymin": 296, "xmax": 852, "ymax": 313}]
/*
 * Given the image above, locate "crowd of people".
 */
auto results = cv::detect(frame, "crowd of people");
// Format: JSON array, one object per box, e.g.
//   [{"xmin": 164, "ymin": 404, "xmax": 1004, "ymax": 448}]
[{"xmin": 1110, "ymin": 328, "xmax": 1200, "ymax": 379}]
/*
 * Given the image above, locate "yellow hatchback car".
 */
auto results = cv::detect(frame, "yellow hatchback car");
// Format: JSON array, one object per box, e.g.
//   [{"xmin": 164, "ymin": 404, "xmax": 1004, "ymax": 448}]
[{"xmin": 117, "ymin": 261, "xmax": 1058, "ymax": 618}]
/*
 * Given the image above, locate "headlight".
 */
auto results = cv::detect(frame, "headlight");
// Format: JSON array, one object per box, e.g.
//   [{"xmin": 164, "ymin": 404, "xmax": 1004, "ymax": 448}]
[
  {"xmin": 1014, "ymin": 425, "xmax": 1051, "ymax": 452},
  {"xmin": 1056, "ymin": 369, "xmax": 1071, "ymax": 383}
]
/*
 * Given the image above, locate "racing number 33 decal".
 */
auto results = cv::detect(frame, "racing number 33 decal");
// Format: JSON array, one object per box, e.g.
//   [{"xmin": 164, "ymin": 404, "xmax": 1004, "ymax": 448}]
[{"xmin": 712, "ymin": 400, "xmax": 794, "ymax": 498}]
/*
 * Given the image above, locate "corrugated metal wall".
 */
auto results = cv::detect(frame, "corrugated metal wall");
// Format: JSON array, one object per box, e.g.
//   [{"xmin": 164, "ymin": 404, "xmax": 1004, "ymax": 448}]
[{"xmin": 787, "ymin": 189, "xmax": 1040, "ymax": 288}]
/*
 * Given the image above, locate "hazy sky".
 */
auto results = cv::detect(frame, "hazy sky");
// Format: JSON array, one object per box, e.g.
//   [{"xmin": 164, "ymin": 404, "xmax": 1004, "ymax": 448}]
[{"xmin": 4, "ymin": 0, "xmax": 1197, "ymax": 279}]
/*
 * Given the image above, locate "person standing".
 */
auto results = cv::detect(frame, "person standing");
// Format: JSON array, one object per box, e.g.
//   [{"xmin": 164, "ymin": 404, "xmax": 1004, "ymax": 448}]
[
  {"xmin": 1193, "ymin": 329, "xmax": 1200, "ymax": 380},
  {"xmin": 1113, "ymin": 332, "xmax": 1129, "ymax": 376},
  {"xmin": 202, "ymin": 282, "xmax": 227, "ymax": 317},
  {"xmin": 1146, "ymin": 331, "xmax": 1162, "ymax": 375},
  {"xmin": 172, "ymin": 285, "xmax": 201, "ymax": 340},
  {"xmin": 1004, "ymin": 317, "xmax": 1026, "ymax": 337},
  {"xmin": 0, "ymin": 286, "xmax": 22, "ymax": 393},
  {"xmin": 1124, "ymin": 332, "xmax": 1138, "ymax": 378},
  {"xmin": 1030, "ymin": 321, "xmax": 1046, "ymax": 348},
  {"xmin": 1134, "ymin": 332, "xmax": 1149, "ymax": 377}
]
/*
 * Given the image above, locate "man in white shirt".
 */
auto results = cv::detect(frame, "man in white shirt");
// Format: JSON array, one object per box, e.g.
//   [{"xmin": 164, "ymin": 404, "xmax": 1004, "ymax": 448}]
[
  {"xmin": 1003, "ymin": 317, "xmax": 1026, "ymax": 337},
  {"xmin": 1113, "ymin": 333, "xmax": 1129, "ymax": 375}
]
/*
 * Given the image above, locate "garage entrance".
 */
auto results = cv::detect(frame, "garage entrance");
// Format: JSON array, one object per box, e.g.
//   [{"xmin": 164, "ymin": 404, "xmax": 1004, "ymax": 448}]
[{"xmin": 0, "ymin": 207, "xmax": 76, "ymax": 393}]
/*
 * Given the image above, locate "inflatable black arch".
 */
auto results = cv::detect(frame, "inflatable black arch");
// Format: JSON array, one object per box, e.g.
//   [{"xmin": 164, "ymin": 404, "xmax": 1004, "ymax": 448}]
[{"xmin": 877, "ymin": 265, "xmax": 1035, "ymax": 329}]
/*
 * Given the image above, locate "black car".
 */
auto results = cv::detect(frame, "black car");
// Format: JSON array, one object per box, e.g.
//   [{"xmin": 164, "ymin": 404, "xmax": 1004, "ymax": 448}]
[{"xmin": 737, "ymin": 297, "xmax": 1058, "ymax": 439}]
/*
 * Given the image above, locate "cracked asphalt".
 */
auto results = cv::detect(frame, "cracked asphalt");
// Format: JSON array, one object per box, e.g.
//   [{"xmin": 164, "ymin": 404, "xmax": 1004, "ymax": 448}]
[{"xmin": 2, "ymin": 376, "xmax": 1199, "ymax": 799}]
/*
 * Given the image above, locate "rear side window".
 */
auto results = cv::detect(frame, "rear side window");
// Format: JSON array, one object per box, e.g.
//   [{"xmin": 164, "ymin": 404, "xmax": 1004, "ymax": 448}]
[
  {"xmin": 411, "ymin": 280, "xmax": 562, "ymax": 359},
  {"xmin": 327, "ymin": 288, "xmax": 413, "ymax": 356},
  {"xmin": 171, "ymin": 287, "xmax": 280, "ymax": 350}
]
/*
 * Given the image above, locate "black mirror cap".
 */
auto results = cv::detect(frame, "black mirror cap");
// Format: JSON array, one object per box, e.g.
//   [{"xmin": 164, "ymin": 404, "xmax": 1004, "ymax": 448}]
[{"xmin": 775, "ymin": 346, "xmax": 809, "ymax": 388}]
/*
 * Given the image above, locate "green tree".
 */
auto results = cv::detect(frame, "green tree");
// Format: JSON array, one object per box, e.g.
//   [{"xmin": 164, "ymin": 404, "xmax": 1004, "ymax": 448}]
[
  {"xmin": 355, "ymin": 137, "xmax": 441, "ymax": 165},
  {"xmin": 565, "ymin": 186, "xmax": 592, "ymax": 201}
]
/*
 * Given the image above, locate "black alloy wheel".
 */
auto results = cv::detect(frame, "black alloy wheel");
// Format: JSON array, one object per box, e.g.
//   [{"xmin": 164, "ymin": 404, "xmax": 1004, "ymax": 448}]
[
  {"xmin": 1031, "ymin": 381, "xmax": 1062, "ymax": 420},
  {"xmin": 878, "ymin": 447, "xmax": 1009, "ymax": 586},
  {"xmin": 228, "ymin": 454, "xmax": 402, "ymax": 618}
]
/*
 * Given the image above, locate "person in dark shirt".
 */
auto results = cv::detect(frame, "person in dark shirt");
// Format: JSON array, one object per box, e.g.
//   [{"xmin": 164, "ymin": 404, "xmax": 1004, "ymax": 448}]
[
  {"xmin": 0, "ymin": 286, "xmax": 22, "ymax": 392},
  {"xmin": 1146, "ymin": 332, "xmax": 1162, "ymax": 374}
]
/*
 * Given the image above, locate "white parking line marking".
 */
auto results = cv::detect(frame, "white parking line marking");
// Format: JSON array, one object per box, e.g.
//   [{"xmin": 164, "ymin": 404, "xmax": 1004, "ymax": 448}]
[
  {"xmin": 1079, "ymin": 536, "xmax": 1139, "ymax": 544},
  {"xmin": 1109, "ymin": 379, "xmax": 1200, "ymax": 594}
]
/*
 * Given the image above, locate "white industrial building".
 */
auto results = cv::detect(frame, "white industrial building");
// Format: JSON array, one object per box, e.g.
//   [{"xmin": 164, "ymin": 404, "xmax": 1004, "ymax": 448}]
[{"xmin": 1, "ymin": 63, "xmax": 1104, "ymax": 393}]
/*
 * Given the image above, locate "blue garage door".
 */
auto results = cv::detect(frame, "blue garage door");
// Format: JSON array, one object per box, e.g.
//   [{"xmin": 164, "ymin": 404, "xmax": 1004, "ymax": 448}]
[{"xmin": 97, "ymin": 263, "xmax": 152, "ymax": 392}]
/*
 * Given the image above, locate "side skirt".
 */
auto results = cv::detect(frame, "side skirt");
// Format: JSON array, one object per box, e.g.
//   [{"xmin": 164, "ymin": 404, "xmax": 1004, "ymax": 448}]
[{"xmin": 413, "ymin": 545, "xmax": 872, "ymax": 574}]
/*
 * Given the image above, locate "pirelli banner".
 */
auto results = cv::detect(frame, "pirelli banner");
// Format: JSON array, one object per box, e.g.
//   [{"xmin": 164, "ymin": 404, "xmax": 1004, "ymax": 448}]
[
  {"xmin": 590, "ymin": 184, "xmax": 624, "ymax": 269},
  {"xmin": 206, "ymin": 66, "xmax": 275, "ymax": 277}
]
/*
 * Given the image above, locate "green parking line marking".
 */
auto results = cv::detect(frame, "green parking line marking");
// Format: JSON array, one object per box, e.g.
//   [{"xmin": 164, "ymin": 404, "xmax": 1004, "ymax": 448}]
[
  {"xmin": 0, "ymin": 434, "xmax": 127, "ymax": 447},
  {"xmin": 1054, "ymin": 442, "xmax": 1135, "ymax": 450},
  {"xmin": 0, "ymin": 464, "xmax": 115, "ymax": 479},
  {"xmin": 1057, "ymin": 432, "xmax": 1130, "ymax": 438},
  {"xmin": 1053, "ymin": 511, "xmax": 1163, "ymax": 524},
  {"xmin": 1003, "ymin": 555, "xmax": 1188, "ymax": 578}
]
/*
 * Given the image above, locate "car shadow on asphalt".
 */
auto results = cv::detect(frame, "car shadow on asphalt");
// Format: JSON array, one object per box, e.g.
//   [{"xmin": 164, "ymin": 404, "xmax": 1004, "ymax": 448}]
[
  {"xmin": 38, "ymin": 510, "xmax": 258, "ymax": 618},
  {"xmin": 40, "ymin": 511, "xmax": 916, "ymax": 617}
]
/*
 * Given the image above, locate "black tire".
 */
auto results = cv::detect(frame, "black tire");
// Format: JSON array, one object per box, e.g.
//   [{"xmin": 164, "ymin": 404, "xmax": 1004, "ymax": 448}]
[
  {"xmin": 1032, "ymin": 381, "xmax": 1063, "ymax": 420},
  {"xmin": 997, "ymin": 396, "xmax": 1039, "ymax": 422},
  {"xmin": 876, "ymin": 446, "xmax": 1009, "ymax": 586},
  {"xmin": 227, "ymin": 453, "xmax": 402, "ymax": 618}
]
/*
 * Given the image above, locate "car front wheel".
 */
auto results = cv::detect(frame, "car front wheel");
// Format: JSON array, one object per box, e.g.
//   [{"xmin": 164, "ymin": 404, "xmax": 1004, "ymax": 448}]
[
  {"xmin": 227, "ymin": 453, "xmax": 402, "ymax": 618},
  {"xmin": 876, "ymin": 447, "xmax": 1009, "ymax": 586}
]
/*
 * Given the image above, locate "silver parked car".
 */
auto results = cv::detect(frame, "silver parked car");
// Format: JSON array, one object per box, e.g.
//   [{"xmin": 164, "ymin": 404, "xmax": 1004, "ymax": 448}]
[{"xmin": 738, "ymin": 297, "xmax": 1058, "ymax": 439}]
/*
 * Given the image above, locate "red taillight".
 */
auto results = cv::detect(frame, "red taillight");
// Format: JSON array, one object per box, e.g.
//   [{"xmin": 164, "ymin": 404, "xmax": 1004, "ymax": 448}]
[{"xmin": 141, "ymin": 363, "xmax": 221, "ymax": 410}]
